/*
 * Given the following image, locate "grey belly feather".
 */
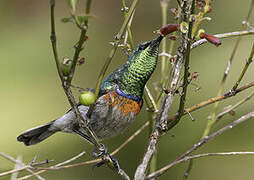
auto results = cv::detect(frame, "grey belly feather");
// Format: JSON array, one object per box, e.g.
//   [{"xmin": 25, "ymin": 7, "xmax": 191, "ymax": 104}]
[{"xmin": 51, "ymin": 95, "xmax": 136, "ymax": 140}]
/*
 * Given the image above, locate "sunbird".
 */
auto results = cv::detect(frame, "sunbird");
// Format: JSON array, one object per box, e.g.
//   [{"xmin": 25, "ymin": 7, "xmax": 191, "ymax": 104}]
[{"xmin": 17, "ymin": 36, "xmax": 163, "ymax": 146}]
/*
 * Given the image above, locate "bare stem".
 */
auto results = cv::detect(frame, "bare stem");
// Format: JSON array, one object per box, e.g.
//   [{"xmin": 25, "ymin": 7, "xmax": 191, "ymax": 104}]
[
  {"xmin": 160, "ymin": 0, "xmax": 169, "ymax": 80},
  {"xmin": 67, "ymin": 0, "xmax": 92, "ymax": 83},
  {"xmin": 216, "ymin": 91, "xmax": 254, "ymax": 121},
  {"xmin": 144, "ymin": 86, "xmax": 158, "ymax": 112},
  {"xmin": 201, "ymin": 0, "xmax": 254, "ymax": 137},
  {"xmin": 147, "ymin": 151, "xmax": 254, "ymax": 180},
  {"xmin": 50, "ymin": 0, "xmax": 63, "ymax": 81},
  {"xmin": 148, "ymin": 1, "xmax": 169, "ymax": 173},
  {"xmin": 168, "ymin": 81, "xmax": 254, "ymax": 123},
  {"xmin": 173, "ymin": 0, "xmax": 195, "ymax": 128},
  {"xmin": 0, "ymin": 152, "xmax": 45, "ymax": 180},
  {"xmin": 134, "ymin": 1, "xmax": 194, "ymax": 179},
  {"xmin": 232, "ymin": 43, "xmax": 254, "ymax": 91},
  {"xmin": 146, "ymin": 111, "xmax": 254, "ymax": 179},
  {"xmin": 122, "ymin": 0, "xmax": 134, "ymax": 50},
  {"xmin": 191, "ymin": 30, "xmax": 254, "ymax": 49},
  {"xmin": 183, "ymin": 159, "xmax": 193, "ymax": 180}
]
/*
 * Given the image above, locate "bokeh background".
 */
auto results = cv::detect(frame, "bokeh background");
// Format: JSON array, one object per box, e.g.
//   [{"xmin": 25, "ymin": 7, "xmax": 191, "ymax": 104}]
[{"xmin": 1, "ymin": 0, "xmax": 254, "ymax": 179}]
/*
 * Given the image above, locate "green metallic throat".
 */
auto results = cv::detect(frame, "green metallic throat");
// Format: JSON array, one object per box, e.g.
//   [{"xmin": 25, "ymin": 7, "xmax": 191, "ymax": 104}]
[
  {"xmin": 100, "ymin": 36, "xmax": 162, "ymax": 99},
  {"xmin": 119, "ymin": 47, "xmax": 159, "ymax": 98}
]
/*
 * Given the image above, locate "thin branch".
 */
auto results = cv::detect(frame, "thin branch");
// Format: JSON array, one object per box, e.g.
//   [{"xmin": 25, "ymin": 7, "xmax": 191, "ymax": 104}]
[
  {"xmin": 201, "ymin": 0, "xmax": 254, "ymax": 137},
  {"xmin": 50, "ymin": 0, "xmax": 63, "ymax": 81},
  {"xmin": 50, "ymin": 151, "xmax": 86, "ymax": 168},
  {"xmin": 183, "ymin": 159, "xmax": 193, "ymax": 180},
  {"xmin": 0, "ymin": 166, "xmax": 28, "ymax": 177},
  {"xmin": 122, "ymin": 0, "xmax": 135, "ymax": 50},
  {"xmin": 111, "ymin": 121, "xmax": 149, "ymax": 156},
  {"xmin": 17, "ymin": 152, "xmax": 86, "ymax": 180},
  {"xmin": 191, "ymin": 30, "xmax": 254, "ymax": 49},
  {"xmin": 67, "ymin": 6, "xmax": 91, "ymax": 83},
  {"xmin": 173, "ymin": 0, "xmax": 195, "ymax": 130},
  {"xmin": 232, "ymin": 42, "xmax": 254, "ymax": 91},
  {"xmin": 134, "ymin": 1, "xmax": 194, "ymax": 179},
  {"xmin": 10, "ymin": 156, "xmax": 22, "ymax": 180},
  {"xmin": 144, "ymin": 86, "xmax": 159, "ymax": 112},
  {"xmin": 146, "ymin": 111, "xmax": 254, "ymax": 179},
  {"xmin": 160, "ymin": 0, "xmax": 169, "ymax": 82},
  {"xmin": 147, "ymin": 151, "xmax": 254, "ymax": 180},
  {"xmin": 118, "ymin": 169, "xmax": 131, "ymax": 180},
  {"xmin": 168, "ymin": 81, "xmax": 254, "ymax": 123},
  {"xmin": 202, "ymin": 35, "xmax": 241, "ymax": 138},
  {"xmin": 0, "ymin": 152, "xmax": 45, "ymax": 180},
  {"xmin": 216, "ymin": 91, "xmax": 254, "ymax": 121}
]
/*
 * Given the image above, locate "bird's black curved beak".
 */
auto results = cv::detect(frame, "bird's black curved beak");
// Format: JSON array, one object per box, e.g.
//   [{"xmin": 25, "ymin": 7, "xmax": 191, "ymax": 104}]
[{"xmin": 150, "ymin": 35, "xmax": 163, "ymax": 48}]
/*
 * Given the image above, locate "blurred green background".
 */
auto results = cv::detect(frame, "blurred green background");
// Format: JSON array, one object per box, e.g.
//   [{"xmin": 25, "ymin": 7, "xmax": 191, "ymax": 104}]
[{"xmin": 0, "ymin": 0, "xmax": 254, "ymax": 179}]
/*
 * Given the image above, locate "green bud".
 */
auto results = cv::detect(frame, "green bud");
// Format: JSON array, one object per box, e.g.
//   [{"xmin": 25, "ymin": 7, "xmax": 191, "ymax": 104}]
[
  {"xmin": 179, "ymin": 22, "xmax": 188, "ymax": 34},
  {"xmin": 61, "ymin": 57, "xmax": 72, "ymax": 76},
  {"xmin": 61, "ymin": 17, "xmax": 73, "ymax": 23}
]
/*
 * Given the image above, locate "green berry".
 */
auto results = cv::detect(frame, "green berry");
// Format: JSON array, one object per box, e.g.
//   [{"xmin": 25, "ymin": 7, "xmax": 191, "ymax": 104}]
[{"xmin": 79, "ymin": 91, "xmax": 96, "ymax": 106}]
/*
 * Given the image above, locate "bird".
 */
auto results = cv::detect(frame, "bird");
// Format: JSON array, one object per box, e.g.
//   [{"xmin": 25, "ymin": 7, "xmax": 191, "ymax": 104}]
[{"xmin": 17, "ymin": 35, "xmax": 163, "ymax": 146}]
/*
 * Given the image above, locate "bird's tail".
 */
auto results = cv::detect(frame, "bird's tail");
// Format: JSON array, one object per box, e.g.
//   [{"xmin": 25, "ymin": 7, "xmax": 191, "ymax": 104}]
[{"xmin": 17, "ymin": 121, "xmax": 56, "ymax": 146}]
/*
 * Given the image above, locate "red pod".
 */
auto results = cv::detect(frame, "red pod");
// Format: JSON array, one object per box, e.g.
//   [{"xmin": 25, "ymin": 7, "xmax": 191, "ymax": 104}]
[
  {"xmin": 199, "ymin": 33, "xmax": 221, "ymax": 47},
  {"xmin": 191, "ymin": 72, "xmax": 199, "ymax": 80},
  {"xmin": 84, "ymin": 36, "xmax": 88, "ymax": 42},
  {"xmin": 156, "ymin": 24, "xmax": 180, "ymax": 36},
  {"xmin": 78, "ymin": 57, "xmax": 85, "ymax": 65}
]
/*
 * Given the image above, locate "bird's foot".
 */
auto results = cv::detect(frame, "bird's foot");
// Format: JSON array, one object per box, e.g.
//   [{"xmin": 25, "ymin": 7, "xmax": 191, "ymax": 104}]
[
  {"xmin": 92, "ymin": 143, "xmax": 107, "ymax": 158},
  {"xmin": 92, "ymin": 144, "xmax": 121, "ymax": 173}
]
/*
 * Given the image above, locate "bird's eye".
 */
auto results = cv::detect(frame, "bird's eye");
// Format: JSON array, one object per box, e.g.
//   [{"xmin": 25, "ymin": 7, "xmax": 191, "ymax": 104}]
[
  {"xmin": 138, "ymin": 45, "xmax": 145, "ymax": 51},
  {"xmin": 138, "ymin": 42, "xmax": 151, "ymax": 51}
]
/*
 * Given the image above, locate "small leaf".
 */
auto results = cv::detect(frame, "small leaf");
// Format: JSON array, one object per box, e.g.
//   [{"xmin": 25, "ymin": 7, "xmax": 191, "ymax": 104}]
[
  {"xmin": 196, "ymin": 29, "xmax": 205, "ymax": 39},
  {"xmin": 66, "ymin": 0, "xmax": 78, "ymax": 12},
  {"xmin": 179, "ymin": 22, "xmax": 188, "ymax": 34}
]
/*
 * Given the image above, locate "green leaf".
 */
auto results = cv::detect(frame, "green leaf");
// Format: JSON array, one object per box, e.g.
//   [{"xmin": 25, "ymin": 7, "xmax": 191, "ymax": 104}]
[{"xmin": 66, "ymin": 0, "xmax": 78, "ymax": 12}]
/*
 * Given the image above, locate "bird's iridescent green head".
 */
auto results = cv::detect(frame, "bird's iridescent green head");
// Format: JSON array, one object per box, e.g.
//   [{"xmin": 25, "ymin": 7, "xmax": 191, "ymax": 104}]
[{"xmin": 101, "ymin": 36, "xmax": 163, "ymax": 99}]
